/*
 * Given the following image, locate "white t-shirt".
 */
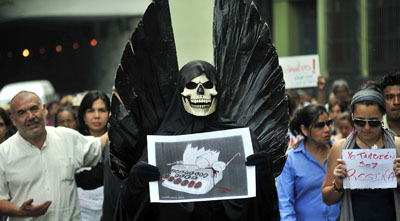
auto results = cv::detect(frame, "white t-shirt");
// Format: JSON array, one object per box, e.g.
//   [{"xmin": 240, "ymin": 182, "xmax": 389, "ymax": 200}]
[{"xmin": 0, "ymin": 126, "xmax": 102, "ymax": 221}]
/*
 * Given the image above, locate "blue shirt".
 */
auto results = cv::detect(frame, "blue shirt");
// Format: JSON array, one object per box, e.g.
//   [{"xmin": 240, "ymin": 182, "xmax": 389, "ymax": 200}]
[{"xmin": 277, "ymin": 141, "xmax": 341, "ymax": 221}]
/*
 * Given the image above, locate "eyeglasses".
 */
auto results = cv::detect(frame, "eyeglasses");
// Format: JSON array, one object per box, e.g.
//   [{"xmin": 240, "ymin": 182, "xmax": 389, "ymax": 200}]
[
  {"xmin": 353, "ymin": 118, "xmax": 381, "ymax": 127},
  {"xmin": 313, "ymin": 119, "xmax": 333, "ymax": 129}
]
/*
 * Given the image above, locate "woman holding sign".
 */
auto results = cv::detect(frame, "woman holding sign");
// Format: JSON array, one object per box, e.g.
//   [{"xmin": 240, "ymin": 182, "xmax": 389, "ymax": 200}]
[
  {"xmin": 322, "ymin": 86, "xmax": 400, "ymax": 220},
  {"xmin": 277, "ymin": 104, "xmax": 341, "ymax": 220}
]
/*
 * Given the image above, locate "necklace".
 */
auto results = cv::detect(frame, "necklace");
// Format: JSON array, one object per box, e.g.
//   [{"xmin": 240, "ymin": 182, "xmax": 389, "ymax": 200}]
[{"xmin": 357, "ymin": 133, "xmax": 382, "ymax": 149}]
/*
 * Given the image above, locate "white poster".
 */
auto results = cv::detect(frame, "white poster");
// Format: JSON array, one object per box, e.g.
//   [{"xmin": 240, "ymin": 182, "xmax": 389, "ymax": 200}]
[
  {"xmin": 279, "ymin": 54, "xmax": 320, "ymax": 89},
  {"xmin": 342, "ymin": 149, "xmax": 397, "ymax": 189},
  {"xmin": 147, "ymin": 128, "xmax": 256, "ymax": 203}
]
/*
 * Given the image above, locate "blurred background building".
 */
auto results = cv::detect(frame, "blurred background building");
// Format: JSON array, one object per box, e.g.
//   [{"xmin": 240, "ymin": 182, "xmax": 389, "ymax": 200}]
[
  {"xmin": 0, "ymin": 0, "xmax": 399, "ymax": 98},
  {"xmin": 273, "ymin": 0, "xmax": 400, "ymax": 95},
  {"xmin": 0, "ymin": 0, "xmax": 149, "ymax": 97}
]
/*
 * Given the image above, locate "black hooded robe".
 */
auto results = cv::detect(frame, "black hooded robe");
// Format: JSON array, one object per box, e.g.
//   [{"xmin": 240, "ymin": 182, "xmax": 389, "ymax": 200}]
[{"xmin": 114, "ymin": 61, "xmax": 280, "ymax": 221}]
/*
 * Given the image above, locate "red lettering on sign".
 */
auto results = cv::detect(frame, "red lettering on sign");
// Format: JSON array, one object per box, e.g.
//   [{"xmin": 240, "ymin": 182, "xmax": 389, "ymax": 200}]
[
  {"xmin": 351, "ymin": 151, "xmax": 395, "ymax": 160},
  {"xmin": 359, "ymin": 161, "xmax": 378, "ymax": 168},
  {"xmin": 347, "ymin": 169, "xmax": 357, "ymax": 181},
  {"xmin": 313, "ymin": 59, "xmax": 315, "ymax": 74},
  {"xmin": 346, "ymin": 168, "xmax": 395, "ymax": 182},
  {"xmin": 347, "ymin": 151, "xmax": 355, "ymax": 160}
]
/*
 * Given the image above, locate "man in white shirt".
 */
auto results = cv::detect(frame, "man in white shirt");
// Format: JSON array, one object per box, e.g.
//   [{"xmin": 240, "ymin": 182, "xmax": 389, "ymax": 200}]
[
  {"xmin": 0, "ymin": 91, "xmax": 107, "ymax": 220},
  {"xmin": 380, "ymin": 72, "xmax": 400, "ymax": 137}
]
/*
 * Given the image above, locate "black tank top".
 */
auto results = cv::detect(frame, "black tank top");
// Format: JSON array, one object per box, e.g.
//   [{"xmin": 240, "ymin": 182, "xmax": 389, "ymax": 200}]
[{"xmin": 351, "ymin": 142, "xmax": 396, "ymax": 221}]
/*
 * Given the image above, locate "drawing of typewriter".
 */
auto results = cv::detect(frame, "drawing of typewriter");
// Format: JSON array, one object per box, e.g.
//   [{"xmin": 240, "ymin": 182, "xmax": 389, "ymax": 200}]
[{"xmin": 161, "ymin": 144, "xmax": 241, "ymax": 195}]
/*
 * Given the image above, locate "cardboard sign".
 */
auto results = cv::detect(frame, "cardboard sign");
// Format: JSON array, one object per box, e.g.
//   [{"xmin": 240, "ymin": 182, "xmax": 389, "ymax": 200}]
[
  {"xmin": 279, "ymin": 54, "xmax": 320, "ymax": 89},
  {"xmin": 342, "ymin": 149, "xmax": 397, "ymax": 189}
]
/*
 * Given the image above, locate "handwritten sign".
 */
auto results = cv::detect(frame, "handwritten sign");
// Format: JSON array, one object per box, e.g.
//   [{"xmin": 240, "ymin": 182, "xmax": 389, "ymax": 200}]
[
  {"xmin": 342, "ymin": 149, "xmax": 396, "ymax": 189},
  {"xmin": 279, "ymin": 54, "xmax": 320, "ymax": 89}
]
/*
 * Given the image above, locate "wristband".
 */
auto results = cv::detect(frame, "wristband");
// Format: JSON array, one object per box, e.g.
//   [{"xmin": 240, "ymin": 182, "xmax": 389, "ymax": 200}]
[{"xmin": 332, "ymin": 179, "xmax": 344, "ymax": 192}]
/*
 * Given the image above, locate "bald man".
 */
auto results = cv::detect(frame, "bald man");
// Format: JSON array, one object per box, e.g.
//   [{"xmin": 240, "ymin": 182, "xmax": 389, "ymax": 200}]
[{"xmin": 0, "ymin": 91, "xmax": 107, "ymax": 221}]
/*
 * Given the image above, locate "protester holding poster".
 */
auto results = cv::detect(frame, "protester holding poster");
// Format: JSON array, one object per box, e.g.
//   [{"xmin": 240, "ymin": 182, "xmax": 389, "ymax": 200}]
[
  {"xmin": 277, "ymin": 104, "xmax": 340, "ymax": 220},
  {"xmin": 322, "ymin": 86, "xmax": 400, "ymax": 221}
]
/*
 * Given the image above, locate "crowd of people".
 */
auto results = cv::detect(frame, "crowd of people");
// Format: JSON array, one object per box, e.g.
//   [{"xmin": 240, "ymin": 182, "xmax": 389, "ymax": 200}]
[
  {"xmin": 1, "ymin": 71, "xmax": 400, "ymax": 221},
  {"xmin": 281, "ymin": 71, "xmax": 400, "ymax": 220}
]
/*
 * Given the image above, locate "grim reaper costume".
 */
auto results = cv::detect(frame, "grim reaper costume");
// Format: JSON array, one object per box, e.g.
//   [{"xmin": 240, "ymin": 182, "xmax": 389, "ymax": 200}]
[{"xmin": 108, "ymin": 0, "xmax": 288, "ymax": 220}]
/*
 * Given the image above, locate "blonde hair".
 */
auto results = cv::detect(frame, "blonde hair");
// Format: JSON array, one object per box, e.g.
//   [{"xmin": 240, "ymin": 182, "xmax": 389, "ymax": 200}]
[{"xmin": 60, "ymin": 95, "xmax": 74, "ymax": 107}]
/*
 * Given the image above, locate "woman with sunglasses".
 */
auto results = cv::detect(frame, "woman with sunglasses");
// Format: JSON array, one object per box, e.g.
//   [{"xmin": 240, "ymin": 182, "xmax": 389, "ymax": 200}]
[
  {"xmin": 277, "ymin": 104, "xmax": 341, "ymax": 220},
  {"xmin": 322, "ymin": 86, "xmax": 400, "ymax": 220}
]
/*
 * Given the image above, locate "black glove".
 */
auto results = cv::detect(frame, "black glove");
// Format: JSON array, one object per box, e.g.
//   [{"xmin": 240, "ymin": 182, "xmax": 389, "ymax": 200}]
[
  {"xmin": 128, "ymin": 161, "xmax": 160, "ymax": 188},
  {"xmin": 245, "ymin": 151, "xmax": 272, "ymax": 177}
]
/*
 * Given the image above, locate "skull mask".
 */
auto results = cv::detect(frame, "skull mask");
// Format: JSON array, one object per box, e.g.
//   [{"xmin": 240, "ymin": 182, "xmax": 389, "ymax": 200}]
[{"xmin": 181, "ymin": 73, "xmax": 218, "ymax": 116}]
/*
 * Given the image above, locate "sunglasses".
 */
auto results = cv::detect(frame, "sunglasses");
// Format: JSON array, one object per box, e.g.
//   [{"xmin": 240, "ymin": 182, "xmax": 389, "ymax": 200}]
[
  {"xmin": 353, "ymin": 118, "xmax": 381, "ymax": 127},
  {"xmin": 313, "ymin": 119, "xmax": 333, "ymax": 129}
]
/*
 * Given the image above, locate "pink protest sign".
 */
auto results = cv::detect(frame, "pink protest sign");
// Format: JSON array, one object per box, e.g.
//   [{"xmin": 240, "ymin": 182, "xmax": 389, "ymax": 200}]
[{"xmin": 342, "ymin": 149, "xmax": 397, "ymax": 189}]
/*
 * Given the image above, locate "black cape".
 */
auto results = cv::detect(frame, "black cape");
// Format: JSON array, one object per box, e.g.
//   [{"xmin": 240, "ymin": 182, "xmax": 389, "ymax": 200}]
[{"xmin": 113, "ymin": 61, "xmax": 279, "ymax": 221}]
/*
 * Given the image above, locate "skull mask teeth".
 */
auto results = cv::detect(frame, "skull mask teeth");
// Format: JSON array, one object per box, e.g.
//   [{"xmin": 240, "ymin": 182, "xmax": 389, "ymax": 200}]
[{"xmin": 181, "ymin": 73, "xmax": 218, "ymax": 116}]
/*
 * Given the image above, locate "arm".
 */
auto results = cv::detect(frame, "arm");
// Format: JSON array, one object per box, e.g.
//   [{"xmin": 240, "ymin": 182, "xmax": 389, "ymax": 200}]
[
  {"xmin": 100, "ymin": 132, "xmax": 108, "ymax": 150},
  {"xmin": 321, "ymin": 140, "xmax": 346, "ymax": 205},
  {"xmin": 393, "ymin": 137, "xmax": 400, "ymax": 186},
  {"xmin": 75, "ymin": 162, "xmax": 104, "ymax": 190},
  {"xmin": 0, "ymin": 152, "xmax": 51, "ymax": 218},
  {"xmin": 0, "ymin": 199, "xmax": 51, "ymax": 217},
  {"xmin": 317, "ymin": 75, "xmax": 326, "ymax": 105},
  {"xmin": 276, "ymin": 155, "xmax": 296, "ymax": 221}
]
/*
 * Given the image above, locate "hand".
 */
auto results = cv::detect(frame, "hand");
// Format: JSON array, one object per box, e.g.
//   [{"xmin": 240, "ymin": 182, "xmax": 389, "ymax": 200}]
[
  {"xmin": 128, "ymin": 161, "xmax": 160, "ymax": 187},
  {"xmin": 19, "ymin": 199, "xmax": 52, "ymax": 217},
  {"xmin": 393, "ymin": 158, "xmax": 400, "ymax": 186},
  {"xmin": 245, "ymin": 151, "xmax": 272, "ymax": 177},
  {"xmin": 317, "ymin": 76, "xmax": 326, "ymax": 91},
  {"xmin": 333, "ymin": 159, "xmax": 347, "ymax": 187}
]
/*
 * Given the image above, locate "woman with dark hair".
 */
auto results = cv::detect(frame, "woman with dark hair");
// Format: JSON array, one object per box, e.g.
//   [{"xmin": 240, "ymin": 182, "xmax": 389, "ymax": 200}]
[
  {"xmin": 278, "ymin": 104, "xmax": 340, "ymax": 220},
  {"xmin": 75, "ymin": 90, "xmax": 122, "ymax": 221},
  {"xmin": 78, "ymin": 90, "xmax": 110, "ymax": 136},
  {"xmin": 322, "ymin": 86, "xmax": 400, "ymax": 220},
  {"xmin": 0, "ymin": 107, "xmax": 14, "ymax": 144},
  {"xmin": 54, "ymin": 106, "xmax": 78, "ymax": 130},
  {"xmin": 76, "ymin": 90, "xmax": 110, "ymax": 221}
]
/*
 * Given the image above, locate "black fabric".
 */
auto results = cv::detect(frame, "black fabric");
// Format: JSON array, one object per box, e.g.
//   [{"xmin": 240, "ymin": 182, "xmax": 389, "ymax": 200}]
[
  {"xmin": 102, "ymin": 143, "xmax": 123, "ymax": 221},
  {"xmin": 351, "ymin": 142, "xmax": 396, "ymax": 221},
  {"xmin": 114, "ymin": 61, "xmax": 279, "ymax": 221},
  {"xmin": 75, "ymin": 160, "xmax": 104, "ymax": 190},
  {"xmin": 351, "ymin": 188, "xmax": 395, "ymax": 221}
]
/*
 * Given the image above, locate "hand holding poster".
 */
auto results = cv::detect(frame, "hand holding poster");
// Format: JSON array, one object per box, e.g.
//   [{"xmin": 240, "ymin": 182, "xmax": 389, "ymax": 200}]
[{"xmin": 342, "ymin": 149, "xmax": 396, "ymax": 189}]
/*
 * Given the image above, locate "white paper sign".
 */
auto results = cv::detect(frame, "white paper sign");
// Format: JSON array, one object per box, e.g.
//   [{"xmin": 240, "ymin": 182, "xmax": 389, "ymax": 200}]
[
  {"xmin": 147, "ymin": 128, "xmax": 256, "ymax": 203},
  {"xmin": 342, "ymin": 149, "xmax": 396, "ymax": 189},
  {"xmin": 279, "ymin": 54, "xmax": 320, "ymax": 89}
]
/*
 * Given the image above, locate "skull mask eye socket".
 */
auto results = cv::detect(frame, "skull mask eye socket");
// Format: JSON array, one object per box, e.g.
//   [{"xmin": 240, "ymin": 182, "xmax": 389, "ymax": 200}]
[
  {"xmin": 186, "ymin": 82, "xmax": 198, "ymax": 90},
  {"xmin": 202, "ymin": 81, "xmax": 214, "ymax": 89},
  {"xmin": 185, "ymin": 81, "xmax": 213, "ymax": 90},
  {"xmin": 180, "ymin": 74, "xmax": 218, "ymax": 116}
]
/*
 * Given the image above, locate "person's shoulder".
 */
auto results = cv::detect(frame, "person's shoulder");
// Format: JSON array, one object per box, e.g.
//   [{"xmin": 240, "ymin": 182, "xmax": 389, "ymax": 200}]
[
  {"xmin": 333, "ymin": 138, "xmax": 346, "ymax": 147},
  {"xmin": 0, "ymin": 133, "xmax": 20, "ymax": 156},
  {"xmin": 330, "ymin": 138, "xmax": 346, "ymax": 156},
  {"xmin": 394, "ymin": 136, "xmax": 400, "ymax": 149},
  {"xmin": 47, "ymin": 126, "xmax": 81, "ymax": 137},
  {"xmin": 286, "ymin": 141, "xmax": 304, "ymax": 157},
  {"xmin": 0, "ymin": 132, "xmax": 19, "ymax": 148}
]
